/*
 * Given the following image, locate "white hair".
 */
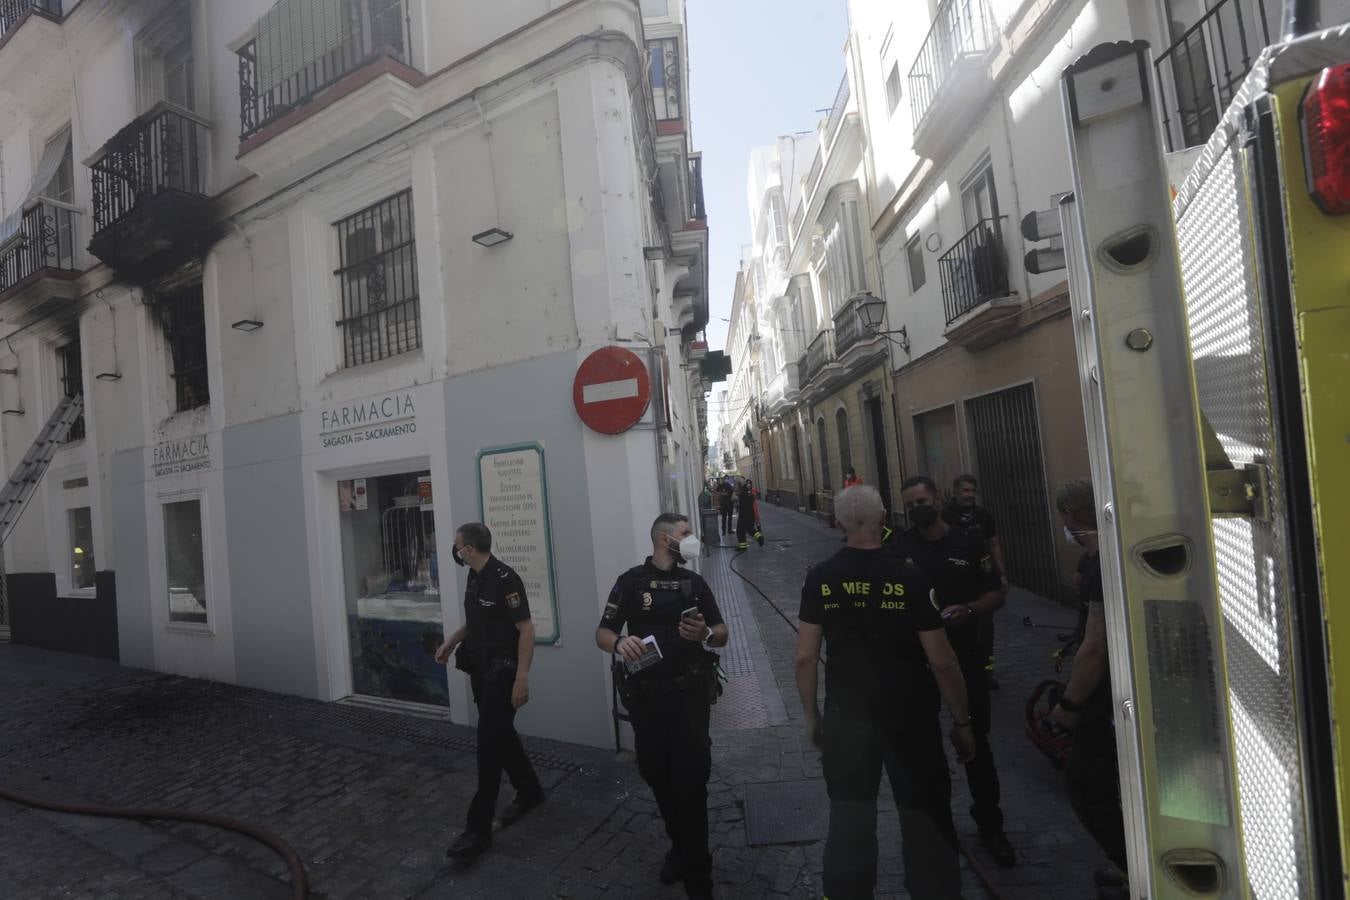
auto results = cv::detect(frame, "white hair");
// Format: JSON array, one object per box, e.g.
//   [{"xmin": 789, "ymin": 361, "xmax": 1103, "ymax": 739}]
[{"xmin": 834, "ymin": 485, "xmax": 884, "ymax": 535}]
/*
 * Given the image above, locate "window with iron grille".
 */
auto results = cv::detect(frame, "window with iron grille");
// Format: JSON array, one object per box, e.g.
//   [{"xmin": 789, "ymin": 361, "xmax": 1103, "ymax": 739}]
[
  {"xmin": 334, "ymin": 189, "xmax": 420, "ymax": 368},
  {"xmin": 155, "ymin": 283, "xmax": 210, "ymax": 412},
  {"xmin": 58, "ymin": 340, "xmax": 85, "ymax": 442}
]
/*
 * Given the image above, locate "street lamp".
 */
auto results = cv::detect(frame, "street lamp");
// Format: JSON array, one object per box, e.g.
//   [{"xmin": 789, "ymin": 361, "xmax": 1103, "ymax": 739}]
[{"xmin": 853, "ymin": 291, "xmax": 910, "ymax": 354}]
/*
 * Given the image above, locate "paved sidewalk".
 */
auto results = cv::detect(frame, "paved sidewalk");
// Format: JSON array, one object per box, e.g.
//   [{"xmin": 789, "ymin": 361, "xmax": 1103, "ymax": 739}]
[{"xmin": 0, "ymin": 504, "xmax": 1111, "ymax": 899}]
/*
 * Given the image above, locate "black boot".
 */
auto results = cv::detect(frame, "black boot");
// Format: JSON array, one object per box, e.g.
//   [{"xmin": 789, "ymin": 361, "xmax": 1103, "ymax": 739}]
[{"xmin": 445, "ymin": 829, "xmax": 491, "ymax": 860}]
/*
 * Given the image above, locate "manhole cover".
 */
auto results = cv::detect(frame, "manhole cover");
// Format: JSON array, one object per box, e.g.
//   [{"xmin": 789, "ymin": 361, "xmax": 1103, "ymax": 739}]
[{"xmin": 743, "ymin": 779, "xmax": 829, "ymax": 846}]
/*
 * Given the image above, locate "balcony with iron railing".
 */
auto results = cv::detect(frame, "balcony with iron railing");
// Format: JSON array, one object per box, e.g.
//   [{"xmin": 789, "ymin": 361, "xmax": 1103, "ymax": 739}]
[
  {"xmin": 801, "ymin": 328, "xmax": 835, "ymax": 386},
  {"xmin": 87, "ymin": 103, "xmax": 212, "ymax": 278},
  {"xmin": 832, "ymin": 293, "xmax": 876, "ymax": 358},
  {"xmin": 1155, "ymin": 0, "xmax": 1273, "ymax": 151},
  {"xmin": 0, "ymin": 199, "xmax": 81, "ymax": 301},
  {"xmin": 907, "ymin": 0, "xmax": 995, "ymax": 159},
  {"xmin": 238, "ymin": 0, "xmax": 410, "ymax": 143},
  {"xmin": 939, "ymin": 216, "xmax": 1024, "ymax": 349},
  {"xmin": 648, "ymin": 36, "xmax": 683, "ymax": 128},
  {"xmin": 688, "ymin": 154, "xmax": 706, "ymax": 222}
]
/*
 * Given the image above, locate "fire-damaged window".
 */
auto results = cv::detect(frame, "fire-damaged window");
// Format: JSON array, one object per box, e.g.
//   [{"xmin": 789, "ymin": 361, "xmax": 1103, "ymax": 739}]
[
  {"xmin": 334, "ymin": 189, "xmax": 420, "ymax": 368},
  {"xmin": 154, "ymin": 283, "xmax": 210, "ymax": 412},
  {"xmin": 57, "ymin": 340, "xmax": 85, "ymax": 442}
]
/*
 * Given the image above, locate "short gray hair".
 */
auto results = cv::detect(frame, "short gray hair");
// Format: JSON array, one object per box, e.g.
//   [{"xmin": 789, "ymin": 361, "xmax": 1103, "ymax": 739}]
[
  {"xmin": 1055, "ymin": 479, "xmax": 1097, "ymax": 526},
  {"xmin": 834, "ymin": 485, "xmax": 884, "ymax": 535}
]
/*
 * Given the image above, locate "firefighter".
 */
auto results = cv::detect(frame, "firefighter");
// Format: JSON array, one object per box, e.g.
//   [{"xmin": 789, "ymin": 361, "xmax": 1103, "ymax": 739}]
[
  {"xmin": 1051, "ymin": 479, "xmax": 1127, "ymax": 898},
  {"xmin": 892, "ymin": 475, "xmax": 1015, "ymax": 868},
  {"xmin": 718, "ymin": 479, "xmax": 735, "ymax": 535},
  {"xmin": 796, "ymin": 484, "xmax": 974, "ymax": 898},
  {"xmin": 596, "ymin": 514, "xmax": 728, "ymax": 899},
  {"xmin": 735, "ymin": 479, "xmax": 762, "ymax": 550}
]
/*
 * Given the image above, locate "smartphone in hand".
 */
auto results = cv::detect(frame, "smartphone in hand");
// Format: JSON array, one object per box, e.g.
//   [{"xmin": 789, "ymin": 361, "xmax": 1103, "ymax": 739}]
[{"xmin": 681, "ymin": 605, "xmax": 701, "ymax": 621}]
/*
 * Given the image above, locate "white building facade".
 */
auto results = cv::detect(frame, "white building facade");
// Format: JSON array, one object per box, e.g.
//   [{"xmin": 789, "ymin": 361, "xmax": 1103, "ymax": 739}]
[{"xmin": 0, "ymin": 0, "xmax": 711, "ymax": 750}]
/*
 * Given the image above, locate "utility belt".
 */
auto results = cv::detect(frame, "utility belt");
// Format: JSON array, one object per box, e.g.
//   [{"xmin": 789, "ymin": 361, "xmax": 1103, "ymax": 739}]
[
  {"xmin": 613, "ymin": 652, "xmax": 723, "ymax": 707},
  {"xmin": 455, "ymin": 645, "xmax": 517, "ymax": 681}
]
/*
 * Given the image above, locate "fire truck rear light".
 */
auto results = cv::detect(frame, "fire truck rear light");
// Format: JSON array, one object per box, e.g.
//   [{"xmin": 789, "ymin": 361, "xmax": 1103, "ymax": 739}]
[{"xmin": 1301, "ymin": 62, "xmax": 1350, "ymax": 215}]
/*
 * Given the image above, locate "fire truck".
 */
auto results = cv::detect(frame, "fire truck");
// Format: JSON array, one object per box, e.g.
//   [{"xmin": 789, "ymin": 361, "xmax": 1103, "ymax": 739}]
[{"xmin": 1036, "ymin": 2, "xmax": 1349, "ymax": 896}]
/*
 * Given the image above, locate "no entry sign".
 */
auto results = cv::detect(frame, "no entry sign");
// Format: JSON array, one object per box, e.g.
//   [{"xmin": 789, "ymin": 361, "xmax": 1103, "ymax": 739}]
[{"xmin": 572, "ymin": 346, "xmax": 651, "ymax": 435}]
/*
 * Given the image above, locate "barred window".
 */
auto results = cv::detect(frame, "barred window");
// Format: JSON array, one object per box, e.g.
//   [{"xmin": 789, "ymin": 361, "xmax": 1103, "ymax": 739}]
[
  {"xmin": 58, "ymin": 340, "xmax": 85, "ymax": 442},
  {"xmin": 334, "ymin": 190, "xmax": 420, "ymax": 368},
  {"xmin": 155, "ymin": 283, "xmax": 209, "ymax": 412}
]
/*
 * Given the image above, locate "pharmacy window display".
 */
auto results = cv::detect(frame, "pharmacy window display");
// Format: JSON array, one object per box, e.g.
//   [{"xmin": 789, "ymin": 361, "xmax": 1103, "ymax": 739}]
[{"xmin": 338, "ymin": 470, "xmax": 445, "ymax": 705}]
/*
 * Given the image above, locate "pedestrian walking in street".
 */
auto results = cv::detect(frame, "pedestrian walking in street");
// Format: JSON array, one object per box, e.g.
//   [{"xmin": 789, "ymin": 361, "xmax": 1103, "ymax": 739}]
[
  {"xmin": 596, "ymin": 514, "xmax": 728, "ymax": 899},
  {"xmin": 796, "ymin": 485, "xmax": 973, "ymax": 898},
  {"xmin": 944, "ymin": 474, "xmax": 1007, "ymax": 691},
  {"xmin": 893, "ymin": 475, "xmax": 1016, "ymax": 868},
  {"xmin": 435, "ymin": 523, "xmax": 545, "ymax": 861},
  {"xmin": 718, "ymin": 480, "xmax": 735, "ymax": 535},
  {"xmin": 1051, "ymin": 479, "xmax": 1128, "ymax": 899},
  {"xmin": 735, "ymin": 479, "xmax": 762, "ymax": 550}
]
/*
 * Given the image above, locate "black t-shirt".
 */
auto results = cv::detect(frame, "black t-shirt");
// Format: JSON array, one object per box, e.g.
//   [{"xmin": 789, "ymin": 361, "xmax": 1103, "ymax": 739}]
[
  {"xmin": 799, "ymin": 547, "xmax": 942, "ymax": 719},
  {"xmin": 718, "ymin": 487, "xmax": 734, "ymax": 511},
  {"xmin": 463, "ymin": 556, "xmax": 531, "ymax": 657},
  {"xmin": 889, "ymin": 525, "xmax": 1001, "ymax": 660},
  {"xmin": 599, "ymin": 558, "xmax": 725, "ymax": 681},
  {"xmin": 943, "ymin": 502, "xmax": 998, "ymax": 541},
  {"xmin": 1077, "ymin": 552, "xmax": 1113, "ymax": 715}
]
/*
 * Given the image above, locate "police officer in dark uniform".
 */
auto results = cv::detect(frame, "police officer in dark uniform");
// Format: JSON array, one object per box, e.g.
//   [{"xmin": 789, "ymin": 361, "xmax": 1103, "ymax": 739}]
[
  {"xmin": 892, "ymin": 475, "xmax": 1014, "ymax": 868},
  {"xmin": 435, "ymin": 522, "xmax": 544, "ymax": 860},
  {"xmin": 796, "ymin": 485, "xmax": 974, "ymax": 898},
  {"xmin": 943, "ymin": 475, "xmax": 1007, "ymax": 690},
  {"xmin": 596, "ymin": 514, "xmax": 728, "ymax": 899},
  {"xmin": 718, "ymin": 480, "xmax": 735, "ymax": 535}
]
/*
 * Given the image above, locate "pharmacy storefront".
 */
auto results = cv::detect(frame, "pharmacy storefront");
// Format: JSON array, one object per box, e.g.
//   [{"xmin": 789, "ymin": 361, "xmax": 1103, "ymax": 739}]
[{"xmin": 303, "ymin": 382, "xmax": 457, "ymax": 712}]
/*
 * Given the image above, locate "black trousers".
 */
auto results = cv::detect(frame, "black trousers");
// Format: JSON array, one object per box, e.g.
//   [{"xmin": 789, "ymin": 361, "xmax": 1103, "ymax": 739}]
[
  {"xmin": 466, "ymin": 665, "xmax": 543, "ymax": 833},
  {"xmin": 825, "ymin": 711, "xmax": 962, "ymax": 899},
  {"xmin": 628, "ymin": 687, "xmax": 713, "ymax": 895},
  {"xmin": 719, "ymin": 508, "xmax": 733, "ymax": 533},
  {"xmin": 735, "ymin": 513, "xmax": 754, "ymax": 545},
  {"xmin": 960, "ymin": 657, "xmax": 1003, "ymax": 835},
  {"xmin": 1067, "ymin": 708, "xmax": 1127, "ymax": 871}
]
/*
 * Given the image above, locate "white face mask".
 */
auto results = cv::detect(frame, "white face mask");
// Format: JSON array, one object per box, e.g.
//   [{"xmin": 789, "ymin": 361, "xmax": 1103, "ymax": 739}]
[
  {"xmin": 1064, "ymin": 525, "xmax": 1080, "ymax": 545},
  {"xmin": 676, "ymin": 534, "xmax": 702, "ymax": 562}
]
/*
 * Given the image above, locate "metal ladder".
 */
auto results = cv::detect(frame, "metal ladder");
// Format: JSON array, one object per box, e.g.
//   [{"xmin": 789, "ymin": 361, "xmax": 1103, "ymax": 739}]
[
  {"xmin": 0, "ymin": 392, "xmax": 84, "ymax": 640},
  {"xmin": 1057, "ymin": 41, "xmax": 1245, "ymax": 898}
]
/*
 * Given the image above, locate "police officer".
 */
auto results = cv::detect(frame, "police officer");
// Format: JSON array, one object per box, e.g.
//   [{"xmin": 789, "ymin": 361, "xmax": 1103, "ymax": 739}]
[
  {"xmin": 892, "ymin": 475, "xmax": 1015, "ymax": 868},
  {"xmin": 595, "ymin": 514, "xmax": 728, "ymax": 900},
  {"xmin": 944, "ymin": 474, "xmax": 1008, "ymax": 590},
  {"xmin": 795, "ymin": 485, "xmax": 974, "ymax": 898},
  {"xmin": 718, "ymin": 480, "xmax": 735, "ymax": 535},
  {"xmin": 435, "ymin": 523, "xmax": 544, "ymax": 860}
]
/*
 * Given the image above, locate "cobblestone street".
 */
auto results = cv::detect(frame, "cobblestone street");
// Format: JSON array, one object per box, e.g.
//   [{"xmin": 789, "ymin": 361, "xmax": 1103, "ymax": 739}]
[{"xmin": 0, "ymin": 504, "xmax": 1109, "ymax": 899}]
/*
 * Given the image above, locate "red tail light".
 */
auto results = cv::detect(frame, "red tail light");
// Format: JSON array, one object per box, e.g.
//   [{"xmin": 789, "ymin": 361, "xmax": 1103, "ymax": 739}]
[{"xmin": 1300, "ymin": 62, "xmax": 1350, "ymax": 215}]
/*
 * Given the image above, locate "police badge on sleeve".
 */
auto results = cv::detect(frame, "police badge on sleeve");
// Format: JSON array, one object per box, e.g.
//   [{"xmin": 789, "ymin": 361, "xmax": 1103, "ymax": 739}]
[{"xmin": 506, "ymin": 592, "xmax": 522, "ymax": 609}]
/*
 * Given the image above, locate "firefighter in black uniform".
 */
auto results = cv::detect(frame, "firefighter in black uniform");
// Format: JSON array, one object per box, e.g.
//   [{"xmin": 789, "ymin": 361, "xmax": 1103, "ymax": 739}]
[
  {"xmin": 892, "ymin": 475, "xmax": 1015, "ymax": 868},
  {"xmin": 596, "ymin": 514, "xmax": 728, "ymax": 899},
  {"xmin": 796, "ymin": 484, "xmax": 974, "ymax": 899},
  {"xmin": 436, "ymin": 523, "xmax": 544, "ymax": 861},
  {"xmin": 735, "ymin": 479, "xmax": 761, "ymax": 550},
  {"xmin": 718, "ymin": 480, "xmax": 735, "ymax": 535}
]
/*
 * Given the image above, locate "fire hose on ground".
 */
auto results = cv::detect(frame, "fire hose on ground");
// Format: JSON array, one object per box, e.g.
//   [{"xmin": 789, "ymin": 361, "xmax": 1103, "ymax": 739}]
[{"xmin": 0, "ymin": 782, "xmax": 309, "ymax": 900}]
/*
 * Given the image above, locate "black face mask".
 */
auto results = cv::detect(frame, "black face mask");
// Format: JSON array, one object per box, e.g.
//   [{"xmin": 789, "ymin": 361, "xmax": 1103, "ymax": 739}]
[
  {"xmin": 908, "ymin": 505, "xmax": 940, "ymax": 528},
  {"xmin": 452, "ymin": 546, "xmax": 467, "ymax": 567}
]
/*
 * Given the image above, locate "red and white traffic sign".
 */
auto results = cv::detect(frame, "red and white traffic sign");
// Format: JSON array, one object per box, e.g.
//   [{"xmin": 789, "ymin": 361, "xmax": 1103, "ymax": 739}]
[{"xmin": 572, "ymin": 346, "xmax": 651, "ymax": 435}]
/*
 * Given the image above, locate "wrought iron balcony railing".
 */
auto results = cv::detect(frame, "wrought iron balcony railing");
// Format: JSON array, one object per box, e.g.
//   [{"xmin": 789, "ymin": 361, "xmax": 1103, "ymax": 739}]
[
  {"xmin": 0, "ymin": 200, "xmax": 79, "ymax": 294},
  {"xmin": 0, "ymin": 0, "xmax": 60, "ymax": 40},
  {"xmin": 688, "ymin": 154, "xmax": 705, "ymax": 221},
  {"xmin": 938, "ymin": 216, "xmax": 1010, "ymax": 325},
  {"xmin": 1155, "ymin": 0, "xmax": 1272, "ymax": 151},
  {"xmin": 238, "ymin": 0, "xmax": 409, "ymax": 142},
  {"xmin": 824, "ymin": 73, "xmax": 851, "ymax": 148},
  {"xmin": 647, "ymin": 37, "xmax": 682, "ymax": 121},
  {"xmin": 90, "ymin": 104, "xmax": 208, "ymax": 237},
  {"xmin": 908, "ymin": 0, "xmax": 995, "ymax": 130}
]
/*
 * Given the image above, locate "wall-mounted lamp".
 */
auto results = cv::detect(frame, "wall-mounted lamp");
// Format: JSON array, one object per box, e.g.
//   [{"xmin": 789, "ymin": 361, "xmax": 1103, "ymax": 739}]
[
  {"xmin": 95, "ymin": 371, "xmax": 123, "ymax": 382},
  {"xmin": 855, "ymin": 292, "xmax": 910, "ymax": 354},
  {"xmin": 472, "ymin": 227, "xmax": 513, "ymax": 248},
  {"xmin": 231, "ymin": 319, "xmax": 264, "ymax": 332}
]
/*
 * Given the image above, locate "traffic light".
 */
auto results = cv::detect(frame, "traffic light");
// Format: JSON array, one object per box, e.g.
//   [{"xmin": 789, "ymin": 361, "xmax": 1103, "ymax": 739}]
[{"xmin": 1021, "ymin": 205, "xmax": 1067, "ymax": 274}]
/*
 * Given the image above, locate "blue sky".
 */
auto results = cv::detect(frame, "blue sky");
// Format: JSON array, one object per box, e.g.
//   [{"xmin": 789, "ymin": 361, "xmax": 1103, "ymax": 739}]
[{"xmin": 686, "ymin": 0, "xmax": 849, "ymax": 366}]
